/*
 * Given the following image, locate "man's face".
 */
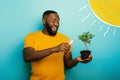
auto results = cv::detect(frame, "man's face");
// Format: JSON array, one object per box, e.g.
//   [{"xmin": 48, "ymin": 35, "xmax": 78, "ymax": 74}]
[
  {"xmin": 45, "ymin": 22, "xmax": 58, "ymax": 36},
  {"xmin": 45, "ymin": 13, "xmax": 60, "ymax": 36}
]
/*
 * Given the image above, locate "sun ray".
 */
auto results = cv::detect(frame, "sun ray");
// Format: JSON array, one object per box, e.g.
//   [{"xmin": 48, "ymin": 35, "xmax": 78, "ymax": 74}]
[
  {"xmin": 90, "ymin": 19, "xmax": 96, "ymax": 26},
  {"xmin": 78, "ymin": 5, "xmax": 87, "ymax": 12},
  {"xmin": 103, "ymin": 27, "xmax": 110, "ymax": 37},
  {"xmin": 81, "ymin": 13, "xmax": 91, "ymax": 22},
  {"xmin": 113, "ymin": 28, "xmax": 116, "ymax": 36},
  {"xmin": 98, "ymin": 25, "xmax": 104, "ymax": 31}
]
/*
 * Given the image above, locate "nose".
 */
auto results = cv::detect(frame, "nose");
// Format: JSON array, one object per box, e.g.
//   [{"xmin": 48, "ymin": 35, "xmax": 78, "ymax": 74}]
[{"xmin": 54, "ymin": 21, "xmax": 59, "ymax": 27}]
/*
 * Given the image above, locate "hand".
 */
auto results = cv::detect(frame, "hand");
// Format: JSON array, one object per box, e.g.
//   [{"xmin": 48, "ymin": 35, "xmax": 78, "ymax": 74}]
[
  {"xmin": 54, "ymin": 43, "xmax": 70, "ymax": 53},
  {"xmin": 76, "ymin": 54, "xmax": 92, "ymax": 63}
]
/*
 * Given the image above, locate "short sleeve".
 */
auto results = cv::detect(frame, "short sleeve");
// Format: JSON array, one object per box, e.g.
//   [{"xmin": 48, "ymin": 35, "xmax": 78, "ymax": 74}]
[{"xmin": 24, "ymin": 34, "xmax": 34, "ymax": 48}]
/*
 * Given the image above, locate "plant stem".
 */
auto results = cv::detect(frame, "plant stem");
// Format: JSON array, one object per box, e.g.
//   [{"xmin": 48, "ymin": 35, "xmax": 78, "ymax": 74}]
[{"xmin": 84, "ymin": 42, "xmax": 88, "ymax": 50}]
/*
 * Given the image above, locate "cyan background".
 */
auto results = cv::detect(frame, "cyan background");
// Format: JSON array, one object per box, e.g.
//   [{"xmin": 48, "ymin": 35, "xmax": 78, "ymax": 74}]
[{"xmin": 0, "ymin": 0, "xmax": 120, "ymax": 80}]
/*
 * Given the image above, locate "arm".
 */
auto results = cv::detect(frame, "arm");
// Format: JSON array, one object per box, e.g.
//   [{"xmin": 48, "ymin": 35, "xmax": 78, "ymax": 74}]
[
  {"xmin": 23, "ymin": 47, "xmax": 57, "ymax": 62},
  {"xmin": 64, "ymin": 52, "xmax": 92, "ymax": 69},
  {"xmin": 23, "ymin": 43, "xmax": 70, "ymax": 62},
  {"xmin": 64, "ymin": 52, "xmax": 79, "ymax": 69}
]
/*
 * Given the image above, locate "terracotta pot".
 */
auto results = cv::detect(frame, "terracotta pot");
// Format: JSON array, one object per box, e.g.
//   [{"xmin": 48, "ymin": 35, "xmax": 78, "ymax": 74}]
[{"xmin": 80, "ymin": 50, "xmax": 91, "ymax": 60}]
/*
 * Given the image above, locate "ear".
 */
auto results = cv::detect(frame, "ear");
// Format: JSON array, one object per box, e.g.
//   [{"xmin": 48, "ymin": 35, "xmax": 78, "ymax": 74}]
[{"xmin": 42, "ymin": 18, "xmax": 46, "ymax": 24}]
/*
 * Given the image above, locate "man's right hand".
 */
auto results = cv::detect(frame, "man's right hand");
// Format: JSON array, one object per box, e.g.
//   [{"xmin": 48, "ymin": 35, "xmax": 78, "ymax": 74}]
[{"xmin": 54, "ymin": 43, "xmax": 71, "ymax": 53}]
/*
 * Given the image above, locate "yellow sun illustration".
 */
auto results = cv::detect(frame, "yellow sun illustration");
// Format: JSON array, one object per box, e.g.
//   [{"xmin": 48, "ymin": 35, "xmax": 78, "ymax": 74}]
[{"xmin": 89, "ymin": 0, "xmax": 120, "ymax": 27}]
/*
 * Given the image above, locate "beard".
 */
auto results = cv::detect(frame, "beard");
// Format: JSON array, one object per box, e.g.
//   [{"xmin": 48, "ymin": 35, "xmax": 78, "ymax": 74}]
[{"xmin": 46, "ymin": 23, "xmax": 58, "ymax": 36}]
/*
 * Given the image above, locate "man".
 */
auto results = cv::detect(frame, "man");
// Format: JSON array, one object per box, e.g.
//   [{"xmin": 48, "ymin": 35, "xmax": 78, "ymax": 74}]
[{"xmin": 23, "ymin": 10, "xmax": 92, "ymax": 80}]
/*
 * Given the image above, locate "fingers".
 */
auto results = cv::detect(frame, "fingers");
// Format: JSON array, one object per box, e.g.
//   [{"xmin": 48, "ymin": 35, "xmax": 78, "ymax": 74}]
[
  {"xmin": 61, "ymin": 43, "xmax": 70, "ymax": 53},
  {"xmin": 89, "ymin": 54, "xmax": 92, "ymax": 59},
  {"xmin": 79, "ymin": 54, "xmax": 92, "ymax": 63},
  {"xmin": 56, "ymin": 43, "xmax": 70, "ymax": 53},
  {"xmin": 84, "ymin": 55, "xmax": 92, "ymax": 63},
  {"xmin": 88, "ymin": 54, "xmax": 92, "ymax": 60}
]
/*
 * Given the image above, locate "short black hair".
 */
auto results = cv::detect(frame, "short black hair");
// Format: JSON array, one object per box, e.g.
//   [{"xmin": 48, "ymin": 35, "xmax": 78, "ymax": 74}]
[{"xmin": 42, "ymin": 10, "xmax": 58, "ymax": 19}]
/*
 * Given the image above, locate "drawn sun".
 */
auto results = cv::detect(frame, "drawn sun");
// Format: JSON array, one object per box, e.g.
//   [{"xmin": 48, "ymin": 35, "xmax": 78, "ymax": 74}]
[{"xmin": 88, "ymin": 0, "xmax": 120, "ymax": 27}]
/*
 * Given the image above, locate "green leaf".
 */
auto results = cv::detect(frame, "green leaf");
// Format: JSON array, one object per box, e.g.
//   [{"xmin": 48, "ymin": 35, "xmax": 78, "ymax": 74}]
[{"xmin": 78, "ymin": 31, "xmax": 95, "ymax": 44}]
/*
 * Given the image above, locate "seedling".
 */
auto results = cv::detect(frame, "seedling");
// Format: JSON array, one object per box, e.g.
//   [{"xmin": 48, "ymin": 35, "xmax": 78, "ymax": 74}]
[{"xmin": 78, "ymin": 32, "xmax": 95, "ymax": 59}]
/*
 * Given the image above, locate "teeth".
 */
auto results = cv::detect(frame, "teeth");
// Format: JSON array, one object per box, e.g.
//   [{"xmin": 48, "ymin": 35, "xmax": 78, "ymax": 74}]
[{"xmin": 52, "ymin": 27, "xmax": 57, "ymax": 32}]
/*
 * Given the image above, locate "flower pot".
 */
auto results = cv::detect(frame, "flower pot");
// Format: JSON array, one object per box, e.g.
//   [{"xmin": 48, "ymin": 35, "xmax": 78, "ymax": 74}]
[{"xmin": 80, "ymin": 50, "xmax": 91, "ymax": 60}]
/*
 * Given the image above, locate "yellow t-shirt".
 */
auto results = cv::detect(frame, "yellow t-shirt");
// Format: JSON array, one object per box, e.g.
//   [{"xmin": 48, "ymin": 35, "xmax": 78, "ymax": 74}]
[{"xmin": 24, "ymin": 31, "xmax": 70, "ymax": 80}]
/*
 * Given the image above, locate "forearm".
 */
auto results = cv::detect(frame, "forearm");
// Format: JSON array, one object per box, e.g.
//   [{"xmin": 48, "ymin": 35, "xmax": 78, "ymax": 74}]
[
  {"xmin": 65, "ymin": 58, "xmax": 79, "ymax": 69},
  {"xmin": 23, "ymin": 47, "xmax": 57, "ymax": 62},
  {"xmin": 23, "ymin": 43, "xmax": 71, "ymax": 62},
  {"xmin": 64, "ymin": 52, "xmax": 79, "ymax": 69}
]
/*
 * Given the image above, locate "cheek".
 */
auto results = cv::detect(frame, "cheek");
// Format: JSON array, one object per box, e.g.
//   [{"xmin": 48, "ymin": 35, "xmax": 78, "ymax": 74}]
[
  {"xmin": 48, "ymin": 22, "xmax": 53, "ymax": 26},
  {"xmin": 46, "ymin": 20, "xmax": 52, "ymax": 25},
  {"xmin": 57, "ymin": 23, "xmax": 59, "ymax": 26}
]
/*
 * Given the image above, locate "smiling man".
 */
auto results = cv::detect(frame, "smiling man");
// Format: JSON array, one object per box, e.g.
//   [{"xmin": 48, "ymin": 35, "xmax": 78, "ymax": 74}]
[{"xmin": 23, "ymin": 10, "xmax": 92, "ymax": 80}]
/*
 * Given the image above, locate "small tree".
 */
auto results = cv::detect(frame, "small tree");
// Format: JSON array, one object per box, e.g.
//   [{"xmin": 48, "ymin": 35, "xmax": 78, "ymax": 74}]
[{"xmin": 78, "ymin": 32, "xmax": 95, "ymax": 50}]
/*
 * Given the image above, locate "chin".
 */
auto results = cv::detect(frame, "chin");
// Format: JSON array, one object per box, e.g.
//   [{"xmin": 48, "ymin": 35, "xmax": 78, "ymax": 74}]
[{"xmin": 50, "ymin": 31, "xmax": 57, "ymax": 36}]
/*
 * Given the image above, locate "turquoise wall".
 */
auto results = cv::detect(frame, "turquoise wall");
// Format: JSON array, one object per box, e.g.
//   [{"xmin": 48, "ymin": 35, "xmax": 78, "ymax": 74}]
[{"xmin": 0, "ymin": 0, "xmax": 120, "ymax": 80}]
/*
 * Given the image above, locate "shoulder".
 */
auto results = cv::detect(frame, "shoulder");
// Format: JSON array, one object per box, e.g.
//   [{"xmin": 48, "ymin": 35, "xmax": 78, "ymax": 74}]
[
  {"xmin": 57, "ymin": 32, "xmax": 69, "ymax": 40},
  {"xmin": 25, "ymin": 31, "xmax": 41, "ymax": 37}
]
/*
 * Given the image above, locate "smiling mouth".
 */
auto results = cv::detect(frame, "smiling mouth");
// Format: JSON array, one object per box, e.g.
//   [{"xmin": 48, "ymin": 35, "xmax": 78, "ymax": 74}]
[{"xmin": 51, "ymin": 27, "xmax": 57, "ymax": 32}]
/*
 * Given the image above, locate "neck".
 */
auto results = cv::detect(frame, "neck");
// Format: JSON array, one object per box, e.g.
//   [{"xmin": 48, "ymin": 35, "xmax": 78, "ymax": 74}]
[{"xmin": 42, "ymin": 30, "xmax": 49, "ymax": 35}]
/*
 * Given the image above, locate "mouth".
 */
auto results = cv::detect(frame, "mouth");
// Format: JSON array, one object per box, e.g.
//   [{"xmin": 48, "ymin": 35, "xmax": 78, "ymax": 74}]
[{"xmin": 51, "ymin": 27, "xmax": 57, "ymax": 32}]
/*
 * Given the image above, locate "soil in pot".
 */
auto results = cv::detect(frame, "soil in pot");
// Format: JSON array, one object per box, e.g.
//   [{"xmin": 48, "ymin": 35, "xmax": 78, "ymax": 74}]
[{"xmin": 80, "ymin": 50, "xmax": 91, "ymax": 60}]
